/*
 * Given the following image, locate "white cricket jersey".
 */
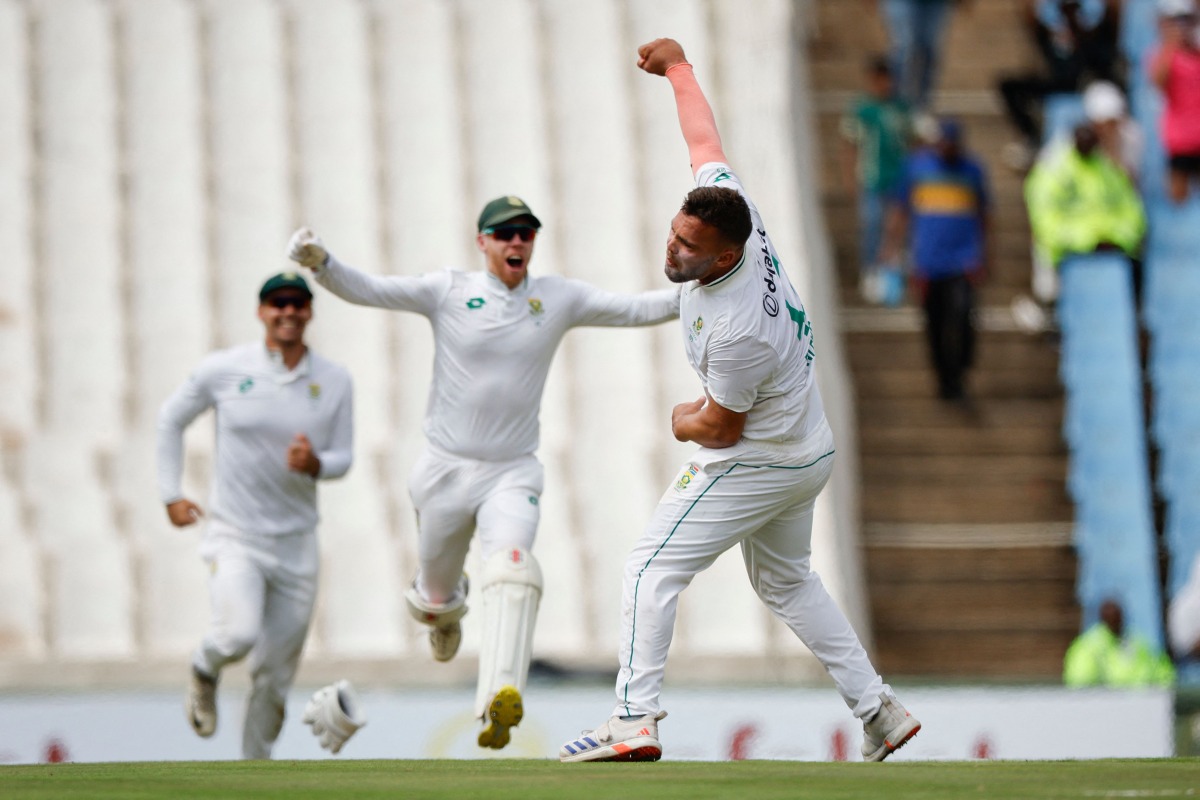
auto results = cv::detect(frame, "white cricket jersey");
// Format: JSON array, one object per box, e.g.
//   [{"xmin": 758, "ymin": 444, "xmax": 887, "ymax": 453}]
[
  {"xmin": 313, "ymin": 256, "xmax": 679, "ymax": 461},
  {"xmin": 157, "ymin": 342, "xmax": 354, "ymax": 535},
  {"xmin": 681, "ymin": 162, "xmax": 826, "ymax": 445}
]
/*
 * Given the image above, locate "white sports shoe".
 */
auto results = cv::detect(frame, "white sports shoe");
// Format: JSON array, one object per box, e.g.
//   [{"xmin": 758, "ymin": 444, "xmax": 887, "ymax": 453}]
[
  {"xmin": 560, "ymin": 711, "xmax": 667, "ymax": 763},
  {"xmin": 186, "ymin": 667, "xmax": 217, "ymax": 738},
  {"xmin": 478, "ymin": 685, "xmax": 523, "ymax": 750},
  {"xmin": 430, "ymin": 621, "xmax": 462, "ymax": 662},
  {"xmin": 861, "ymin": 693, "xmax": 920, "ymax": 762}
]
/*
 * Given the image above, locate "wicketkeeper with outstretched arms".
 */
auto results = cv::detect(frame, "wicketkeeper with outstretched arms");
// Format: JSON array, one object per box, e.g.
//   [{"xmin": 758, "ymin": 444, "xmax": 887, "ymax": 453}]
[
  {"xmin": 287, "ymin": 197, "xmax": 679, "ymax": 750},
  {"xmin": 157, "ymin": 273, "xmax": 364, "ymax": 759},
  {"xmin": 559, "ymin": 38, "xmax": 921, "ymax": 764}
]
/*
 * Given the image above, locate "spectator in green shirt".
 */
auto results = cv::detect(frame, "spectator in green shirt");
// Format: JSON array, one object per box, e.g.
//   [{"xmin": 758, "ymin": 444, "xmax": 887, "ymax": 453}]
[
  {"xmin": 841, "ymin": 56, "xmax": 912, "ymax": 303},
  {"xmin": 1063, "ymin": 599, "xmax": 1175, "ymax": 688}
]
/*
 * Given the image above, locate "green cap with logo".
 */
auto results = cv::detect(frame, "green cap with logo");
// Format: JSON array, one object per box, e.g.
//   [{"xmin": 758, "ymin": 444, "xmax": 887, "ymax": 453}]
[
  {"xmin": 477, "ymin": 195, "xmax": 542, "ymax": 231},
  {"xmin": 259, "ymin": 272, "xmax": 313, "ymax": 301}
]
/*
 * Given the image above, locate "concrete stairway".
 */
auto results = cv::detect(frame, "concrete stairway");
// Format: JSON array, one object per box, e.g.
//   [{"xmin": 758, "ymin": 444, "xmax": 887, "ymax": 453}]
[{"xmin": 808, "ymin": 0, "xmax": 1079, "ymax": 678}]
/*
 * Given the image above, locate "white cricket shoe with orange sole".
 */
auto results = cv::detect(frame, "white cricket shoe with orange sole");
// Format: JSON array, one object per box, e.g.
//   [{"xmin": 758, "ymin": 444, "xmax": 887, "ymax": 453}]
[
  {"xmin": 861, "ymin": 692, "xmax": 921, "ymax": 762},
  {"xmin": 559, "ymin": 711, "xmax": 667, "ymax": 763}
]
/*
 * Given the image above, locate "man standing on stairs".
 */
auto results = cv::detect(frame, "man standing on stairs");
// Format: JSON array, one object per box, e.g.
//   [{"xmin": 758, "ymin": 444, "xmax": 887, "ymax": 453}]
[
  {"xmin": 286, "ymin": 201, "xmax": 679, "ymax": 751},
  {"xmin": 157, "ymin": 273, "xmax": 356, "ymax": 759},
  {"xmin": 886, "ymin": 118, "xmax": 991, "ymax": 401},
  {"xmin": 560, "ymin": 37, "xmax": 921, "ymax": 765}
]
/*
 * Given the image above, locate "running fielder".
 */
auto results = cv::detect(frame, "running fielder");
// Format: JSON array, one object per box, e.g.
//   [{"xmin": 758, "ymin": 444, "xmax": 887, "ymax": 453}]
[
  {"xmin": 287, "ymin": 197, "xmax": 679, "ymax": 749},
  {"xmin": 560, "ymin": 38, "xmax": 921, "ymax": 764},
  {"xmin": 157, "ymin": 273, "xmax": 361, "ymax": 759}
]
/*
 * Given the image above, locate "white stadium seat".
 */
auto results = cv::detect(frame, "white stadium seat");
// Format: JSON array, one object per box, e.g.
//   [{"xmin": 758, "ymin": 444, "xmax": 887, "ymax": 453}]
[
  {"xmin": 25, "ymin": 435, "xmax": 134, "ymax": 659},
  {"xmin": 286, "ymin": 0, "xmax": 391, "ymax": 451},
  {"xmin": 0, "ymin": 474, "xmax": 45, "ymax": 659},
  {"xmin": 310, "ymin": 463, "xmax": 405, "ymax": 658},
  {"xmin": 122, "ymin": 0, "xmax": 212, "ymax": 421},
  {"xmin": 204, "ymin": 0, "xmax": 291, "ymax": 346},
  {"xmin": 0, "ymin": 0, "xmax": 37, "ymax": 437},
  {"xmin": 34, "ymin": 0, "xmax": 125, "ymax": 437}
]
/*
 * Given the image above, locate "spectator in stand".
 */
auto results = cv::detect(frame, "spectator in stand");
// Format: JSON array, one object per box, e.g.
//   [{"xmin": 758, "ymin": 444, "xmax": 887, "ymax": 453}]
[
  {"xmin": 885, "ymin": 119, "xmax": 990, "ymax": 401},
  {"xmin": 840, "ymin": 56, "xmax": 912, "ymax": 304},
  {"xmin": 998, "ymin": 0, "xmax": 1123, "ymax": 169},
  {"xmin": 1150, "ymin": 0, "xmax": 1200, "ymax": 204},
  {"xmin": 1011, "ymin": 81, "xmax": 1144, "ymax": 331},
  {"xmin": 1064, "ymin": 599, "xmax": 1175, "ymax": 687},
  {"xmin": 1081, "ymin": 80, "xmax": 1145, "ymax": 182},
  {"xmin": 1024, "ymin": 123, "xmax": 1146, "ymax": 286},
  {"xmin": 877, "ymin": 0, "xmax": 962, "ymax": 111}
]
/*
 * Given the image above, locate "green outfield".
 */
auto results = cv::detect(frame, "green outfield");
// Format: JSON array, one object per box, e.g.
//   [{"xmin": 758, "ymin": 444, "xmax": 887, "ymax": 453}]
[{"xmin": 1, "ymin": 758, "xmax": 1197, "ymax": 800}]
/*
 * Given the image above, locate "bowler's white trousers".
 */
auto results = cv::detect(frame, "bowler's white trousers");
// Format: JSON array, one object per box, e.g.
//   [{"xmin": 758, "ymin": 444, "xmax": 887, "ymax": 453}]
[
  {"xmin": 407, "ymin": 444, "xmax": 544, "ymax": 605},
  {"xmin": 613, "ymin": 419, "xmax": 889, "ymax": 721},
  {"xmin": 192, "ymin": 521, "xmax": 318, "ymax": 759}
]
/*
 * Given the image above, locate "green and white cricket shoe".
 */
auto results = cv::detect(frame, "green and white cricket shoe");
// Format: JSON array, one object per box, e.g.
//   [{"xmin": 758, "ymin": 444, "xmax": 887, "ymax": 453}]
[
  {"xmin": 560, "ymin": 711, "xmax": 667, "ymax": 763},
  {"xmin": 861, "ymin": 693, "xmax": 920, "ymax": 762},
  {"xmin": 477, "ymin": 685, "xmax": 523, "ymax": 749},
  {"xmin": 186, "ymin": 667, "xmax": 218, "ymax": 738}
]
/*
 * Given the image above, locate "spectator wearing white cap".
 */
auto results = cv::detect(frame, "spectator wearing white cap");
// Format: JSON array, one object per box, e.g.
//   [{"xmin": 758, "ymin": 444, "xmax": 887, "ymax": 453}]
[{"xmin": 1082, "ymin": 80, "xmax": 1144, "ymax": 181}]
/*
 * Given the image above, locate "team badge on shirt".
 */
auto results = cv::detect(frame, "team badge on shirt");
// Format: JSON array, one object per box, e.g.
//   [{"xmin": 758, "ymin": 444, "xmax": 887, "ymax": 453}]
[
  {"xmin": 309, "ymin": 383, "xmax": 321, "ymax": 400},
  {"xmin": 687, "ymin": 315, "xmax": 704, "ymax": 343},
  {"xmin": 528, "ymin": 298, "xmax": 544, "ymax": 325}
]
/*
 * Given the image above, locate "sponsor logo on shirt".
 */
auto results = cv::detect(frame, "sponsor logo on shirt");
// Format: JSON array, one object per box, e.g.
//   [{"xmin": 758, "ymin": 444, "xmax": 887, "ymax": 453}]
[
  {"xmin": 528, "ymin": 298, "xmax": 544, "ymax": 325},
  {"xmin": 238, "ymin": 377, "xmax": 254, "ymax": 394},
  {"xmin": 466, "ymin": 297, "xmax": 486, "ymax": 310},
  {"xmin": 714, "ymin": 171, "xmax": 733, "ymax": 183},
  {"xmin": 674, "ymin": 463, "xmax": 700, "ymax": 491}
]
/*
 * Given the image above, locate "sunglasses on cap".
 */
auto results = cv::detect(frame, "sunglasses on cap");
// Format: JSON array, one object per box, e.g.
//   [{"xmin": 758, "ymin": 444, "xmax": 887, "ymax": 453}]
[
  {"xmin": 483, "ymin": 225, "xmax": 538, "ymax": 243},
  {"xmin": 264, "ymin": 294, "xmax": 311, "ymax": 310}
]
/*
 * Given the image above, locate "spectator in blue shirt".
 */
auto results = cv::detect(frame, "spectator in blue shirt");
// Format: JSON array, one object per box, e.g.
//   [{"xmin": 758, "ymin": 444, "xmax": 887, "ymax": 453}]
[{"xmin": 886, "ymin": 119, "xmax": 991, "ymax": 400}]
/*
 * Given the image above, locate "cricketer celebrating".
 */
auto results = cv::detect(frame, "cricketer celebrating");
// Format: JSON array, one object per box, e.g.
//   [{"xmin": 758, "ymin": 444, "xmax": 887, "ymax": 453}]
[
  {"xmin": 287, "ymin": 197, "xmax": 679, "ymax": 750},
  {"xmin": 157, "ymin": 273, "xmax": 358, "ymax": 759},
  {"xmin": 560, "ymin": 38, "xmax": 921, "ymax": 764}
]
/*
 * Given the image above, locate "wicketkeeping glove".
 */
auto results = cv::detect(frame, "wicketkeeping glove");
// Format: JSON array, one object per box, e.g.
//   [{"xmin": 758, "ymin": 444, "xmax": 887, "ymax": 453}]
[
  {"xmin": 288, "ymin": 227, "xmax": 329, "ymax": 269},
  {"xmin": 303, "ymin": 679, "xmax": 367, "ymax": 755}
]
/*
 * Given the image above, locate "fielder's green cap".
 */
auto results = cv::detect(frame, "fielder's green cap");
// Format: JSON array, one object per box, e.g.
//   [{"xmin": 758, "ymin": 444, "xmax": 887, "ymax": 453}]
[
  {"xmin": 258, "ymin": 272, "xmax": 313, "ymax": 301},
  {"xmin": 477, "ymin": 195, "xmax": 542, "ymax": 231}
]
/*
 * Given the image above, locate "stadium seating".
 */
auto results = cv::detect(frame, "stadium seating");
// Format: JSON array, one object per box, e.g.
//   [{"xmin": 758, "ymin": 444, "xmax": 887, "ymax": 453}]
[
  {"xmin": 36, "ymin": 0, "xmax": 126, "ymax": 437},
  {"xmin": 1057, "ymin": 255, "xmax": 1165, "ymax": 650},
  {"xmin": 0, "ymin": 474, "xmax": 44, "ymax": 659},
  {"xmin": 25, "ymin": 435, "xmax": 135, "ymax": 659},
  {"xmin": 205, "ymin": 0, "xmax": 291, "ymax": 346},
  {"xmin": 122, "ymin": 0, "xmax": 212, "ymax": 422},
  {"xmin": 0, "ymin": 1, "xmax": 37, "ymax": 438}
]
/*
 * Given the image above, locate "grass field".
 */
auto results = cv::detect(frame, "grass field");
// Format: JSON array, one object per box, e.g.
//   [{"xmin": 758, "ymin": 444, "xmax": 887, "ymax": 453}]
[{"xmin": 1, "ymin": 758, "xmax": 1197, "ymax": 799}]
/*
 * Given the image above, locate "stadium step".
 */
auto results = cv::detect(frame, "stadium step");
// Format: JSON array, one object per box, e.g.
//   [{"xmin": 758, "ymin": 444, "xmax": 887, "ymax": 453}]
[{"xmin": 808, "ymin": 0, "xmax": 1077, "ymax": 679}]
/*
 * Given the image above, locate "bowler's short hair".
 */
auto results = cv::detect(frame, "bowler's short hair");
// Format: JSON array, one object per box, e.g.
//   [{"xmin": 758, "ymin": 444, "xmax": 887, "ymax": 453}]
[{"xmin": 681, "ymin": 186, "xmax": 752, "ymax": 247}]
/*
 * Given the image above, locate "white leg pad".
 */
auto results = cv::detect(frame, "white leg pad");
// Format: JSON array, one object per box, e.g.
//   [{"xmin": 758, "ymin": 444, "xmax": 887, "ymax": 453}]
[
  {"xmin": 404, "ymin": 575, "xmax": 469, "ymax": 628},
  {"xmin": 474, "ymin": 547, "xmax": 543, "ymax": 718}
]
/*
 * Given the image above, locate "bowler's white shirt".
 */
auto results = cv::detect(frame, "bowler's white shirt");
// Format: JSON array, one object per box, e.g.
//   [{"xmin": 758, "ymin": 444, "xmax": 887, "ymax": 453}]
[
  {"xmin": 313, "ymin": 257, "xmax": 679, "ymax": 461},
  {"xmin": 157, "ymin": 342, "xmax": 354, "ymax": 535},
  {"xmin": 680, "ymin": 162, "xmax": 825, "ymax": 445}
]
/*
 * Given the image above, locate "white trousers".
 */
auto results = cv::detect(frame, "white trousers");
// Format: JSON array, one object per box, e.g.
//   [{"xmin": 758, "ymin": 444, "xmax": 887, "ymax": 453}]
[
  {"xmin": 407, "ymin": 445, "xmax": 544, "ymax": 604},
  {"xmin": 613, "ymin": 420, "xmax": 888, "ymax": 721},
  {"xmin": 192, "ymin": 522, "xmax": 318, "ymax": 759}
]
